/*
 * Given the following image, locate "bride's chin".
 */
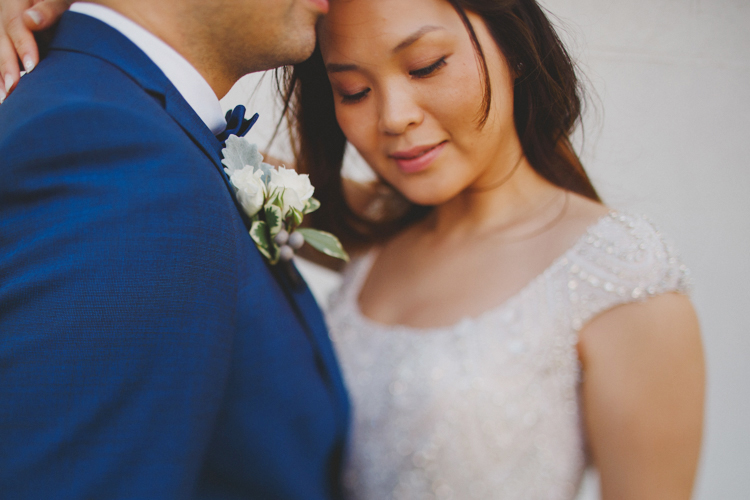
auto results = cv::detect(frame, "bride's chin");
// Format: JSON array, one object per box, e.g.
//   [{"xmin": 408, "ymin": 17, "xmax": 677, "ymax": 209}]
[
  {"xmin": 398, "ymin": 187, "xmax": 461, "ymax": 208},
  {"xmin": 385, "ymin": 172, "xmax": 467, "ymax": 207}
]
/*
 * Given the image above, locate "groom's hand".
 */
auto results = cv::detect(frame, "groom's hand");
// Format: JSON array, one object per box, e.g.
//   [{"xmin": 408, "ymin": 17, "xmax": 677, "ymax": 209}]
[{"xmin": 0, "ymin": 0, "xmax": 70, "ymax": 102}]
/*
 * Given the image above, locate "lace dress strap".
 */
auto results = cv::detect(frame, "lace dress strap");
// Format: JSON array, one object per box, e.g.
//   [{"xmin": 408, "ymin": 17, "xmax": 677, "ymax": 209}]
[{"xmin": 559, "ymin": 211, "xmax": 692, "ymax": 331}]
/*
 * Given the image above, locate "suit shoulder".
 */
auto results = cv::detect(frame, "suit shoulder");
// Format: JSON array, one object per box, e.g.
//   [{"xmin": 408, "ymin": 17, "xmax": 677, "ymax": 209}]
[
  {"xmin": 0, "ymin": 89, "xmax": 201, "ymax": 186},
  {"xmin": 0, "ymin": 49, "xmax": 180, "ymax": 141},
  {"xmin": 0, "ymin": 88, "xmax": 231, "ymax": 231}
]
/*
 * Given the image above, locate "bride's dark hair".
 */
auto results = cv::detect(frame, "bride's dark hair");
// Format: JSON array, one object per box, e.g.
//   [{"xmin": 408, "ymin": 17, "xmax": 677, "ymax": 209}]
[{"xmin": 277, "ymin": 0, "xmax": 600, "ymax": 247}]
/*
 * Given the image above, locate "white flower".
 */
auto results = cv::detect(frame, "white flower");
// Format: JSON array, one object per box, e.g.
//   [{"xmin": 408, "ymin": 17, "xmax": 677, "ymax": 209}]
[
  {"xmin": 268, "ymin": 167, "xmax": 314, "ymax": 215},
  {"xmin": 229, "ymin": 166, "xmax": 266, "ymax": 217}
]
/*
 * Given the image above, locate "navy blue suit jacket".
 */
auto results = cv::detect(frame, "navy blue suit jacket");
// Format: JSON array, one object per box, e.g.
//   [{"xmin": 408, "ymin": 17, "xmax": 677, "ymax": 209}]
[{"xmin": 0, "ymin": 12, "xmax": 349, "ymax": 499}]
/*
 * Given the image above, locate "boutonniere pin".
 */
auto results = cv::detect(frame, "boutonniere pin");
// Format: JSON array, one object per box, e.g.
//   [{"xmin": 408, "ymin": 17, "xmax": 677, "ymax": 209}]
[{"xmin": 221, "ymin": 135, "xmax": 349, "ymax": 265}]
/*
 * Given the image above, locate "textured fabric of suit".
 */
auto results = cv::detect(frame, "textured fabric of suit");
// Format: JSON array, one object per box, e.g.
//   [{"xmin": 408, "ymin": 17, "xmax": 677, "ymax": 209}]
[{"xmin": 0, "ymin": 12, "xmax": 349, "ymax": 499}]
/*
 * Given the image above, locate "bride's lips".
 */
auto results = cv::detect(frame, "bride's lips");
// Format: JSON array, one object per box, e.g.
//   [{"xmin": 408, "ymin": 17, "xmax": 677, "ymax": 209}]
[
  {"xmin": 390, "ymin": 141, "xmax": 448, "ymax": 174},
  {"xmin": 307, "ymin": 0, "xmax": 329, "ymax": 14}
]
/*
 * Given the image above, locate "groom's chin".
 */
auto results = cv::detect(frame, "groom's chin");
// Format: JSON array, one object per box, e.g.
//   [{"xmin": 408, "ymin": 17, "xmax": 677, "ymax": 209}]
[
  {"xmin": 277, "ymin": 28, "xmax": 319, "ymax": 66},
  {"xmin": 246, "ymin": 38, "xmax": 318, "ymax": 74}
]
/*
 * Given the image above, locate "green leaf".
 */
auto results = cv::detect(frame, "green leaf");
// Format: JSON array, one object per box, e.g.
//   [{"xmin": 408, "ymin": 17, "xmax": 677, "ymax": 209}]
[
  {"xmin": 264, "ymin": 204, "xmax": 284, "ymax": 236},
  {"xmin": 297, "ymin": 228, "xmax": 350, "ymax": 262},
  {"xmin": 304, "ymin": 197, "xmax": 321, "ymax": 215},
  {"xmin": 267, "ymin": 243, "xmax": 280, "ymax": 266},
  {"xmin": 288, "ymin": 208, "xmax": 304, "ymax": 231},
  {"xmin": 249, "ymin": 220, "xmax": 272, "ymax": 260},
  {"xmin": 221, "ymin": 137, "xmax": 263, "ymax": 175},
  {"xmin": 269, "ymin": 189, "xmax": 284, "ymax": 210}
]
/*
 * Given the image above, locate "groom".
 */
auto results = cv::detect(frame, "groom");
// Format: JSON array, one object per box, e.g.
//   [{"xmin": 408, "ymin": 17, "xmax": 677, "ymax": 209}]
[{"xmin": 0, "ymin": 0, "xmax": 349, "ymax": 498}]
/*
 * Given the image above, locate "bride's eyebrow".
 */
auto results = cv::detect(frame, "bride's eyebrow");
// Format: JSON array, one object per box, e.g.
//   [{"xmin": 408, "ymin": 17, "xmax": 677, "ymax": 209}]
[
  {"xmin": 326, "ymin": 25, "xmax": 446, "ymax": 74},
  {"xmin": 393, "ymin": 25, "xmax": 445, "ymax": 54},
  {"xmin": 326, "ymin": 63, "xmax": 358, "ymax": 74}
]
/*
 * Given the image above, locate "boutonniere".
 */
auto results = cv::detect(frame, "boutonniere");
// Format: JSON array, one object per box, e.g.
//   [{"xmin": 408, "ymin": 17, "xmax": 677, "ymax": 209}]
[{"xmin": 221, "ymin": 135, "xmax": 349, "ymax": 265}]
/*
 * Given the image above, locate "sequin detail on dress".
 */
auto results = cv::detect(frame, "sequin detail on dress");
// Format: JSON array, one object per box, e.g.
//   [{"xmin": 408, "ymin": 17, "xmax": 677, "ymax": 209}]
[{"xmin": 326, "ymin": 212, "xmax": 691, "ymax": 500}]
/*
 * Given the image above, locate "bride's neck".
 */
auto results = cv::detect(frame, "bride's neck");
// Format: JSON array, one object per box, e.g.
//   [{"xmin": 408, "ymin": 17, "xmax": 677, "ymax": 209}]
[{"xmin": 425, "ymin": 162, "xmax": 562, "ymax": 240}]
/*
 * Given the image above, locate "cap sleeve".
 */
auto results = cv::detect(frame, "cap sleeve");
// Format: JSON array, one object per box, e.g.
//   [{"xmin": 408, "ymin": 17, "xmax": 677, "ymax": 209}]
[{"xmin": 562, "ymin": 212, "xmax": 692, "ymax": 331}]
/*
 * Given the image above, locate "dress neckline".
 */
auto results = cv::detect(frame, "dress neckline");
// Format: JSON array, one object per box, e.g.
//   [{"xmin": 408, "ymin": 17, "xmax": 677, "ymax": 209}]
[{"xmin": 347, "ymin": 211, "xmax": 618, "ymax": 334}]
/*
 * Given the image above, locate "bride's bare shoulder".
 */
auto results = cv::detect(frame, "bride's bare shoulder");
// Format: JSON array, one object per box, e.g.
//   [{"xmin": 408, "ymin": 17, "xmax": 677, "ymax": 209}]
[
  {"xmin": 537, "ymin": 191, "xmax": 610, "ymax": 253},
  {"xmin": 565, "ymin": 192, "xmax": 611, "ymax": 227}
]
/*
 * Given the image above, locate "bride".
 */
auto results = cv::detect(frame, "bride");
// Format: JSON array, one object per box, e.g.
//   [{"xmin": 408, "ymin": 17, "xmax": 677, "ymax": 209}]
[
  {"xmin": 284, "ymin": 0, "xmax": 704, "ymax": 498},
  {"xmin": 0, "ymin": 0, "xmax": 705, "ymax": 498}
]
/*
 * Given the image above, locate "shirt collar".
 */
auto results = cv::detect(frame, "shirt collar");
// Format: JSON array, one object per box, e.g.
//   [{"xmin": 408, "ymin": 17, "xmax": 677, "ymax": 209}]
[{"xmin": 70, "ymin": 2, "xmax": 227, "ymax": 135}]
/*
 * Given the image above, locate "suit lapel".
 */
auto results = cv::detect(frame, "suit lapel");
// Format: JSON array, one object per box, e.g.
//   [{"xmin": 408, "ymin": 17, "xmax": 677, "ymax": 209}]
[
  {"xmin": 289, "ymin": 276, "xmax": 351, "ymax": 417},
  {"xmin": 161, "ymin": 88, "xmax": 237, "ymax": 193},
  {"xmin": 49, "ymin": 12, "xmax": 348, "ymax": 399},
  {"xmin": 270, "ymin": 261, "xmax": 349, "ymax": 409}
]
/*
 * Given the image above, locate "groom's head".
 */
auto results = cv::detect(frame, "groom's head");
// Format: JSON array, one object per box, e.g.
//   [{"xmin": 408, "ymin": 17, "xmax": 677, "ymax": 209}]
[{"xmin": 91, "ymin": 0, "xmax": 328, "ymax": 96}]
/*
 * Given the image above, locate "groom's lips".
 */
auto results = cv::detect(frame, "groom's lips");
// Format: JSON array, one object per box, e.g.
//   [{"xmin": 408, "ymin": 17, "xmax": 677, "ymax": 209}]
[{"xmin": 307, "ymin": 0, "xmax": 329, "ymax": 14}]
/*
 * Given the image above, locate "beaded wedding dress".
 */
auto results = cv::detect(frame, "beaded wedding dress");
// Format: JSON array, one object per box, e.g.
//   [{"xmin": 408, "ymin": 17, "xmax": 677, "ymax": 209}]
[{"xmin": 326, "ymin": 211, "xmax": 691, "ymax": 500}]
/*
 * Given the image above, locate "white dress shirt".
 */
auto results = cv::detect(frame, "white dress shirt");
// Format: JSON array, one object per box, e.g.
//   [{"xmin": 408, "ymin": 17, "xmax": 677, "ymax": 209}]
[{"xmin": 70, "ymin": 2, "xmax": 227, "ymax": 135}]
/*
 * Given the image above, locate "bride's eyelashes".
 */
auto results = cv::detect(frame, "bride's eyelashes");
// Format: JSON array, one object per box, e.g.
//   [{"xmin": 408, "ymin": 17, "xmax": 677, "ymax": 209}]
[
  {"xmin": 338, "ymin": 56, "xmax": 449, "ymax": 104},
  {"xmin": 409, "ymin": 56, "xmax": 448, "ymax": 79},
  {"xmin": 340, "ymin": 88, "xmax": 371, "ymax": 104}
]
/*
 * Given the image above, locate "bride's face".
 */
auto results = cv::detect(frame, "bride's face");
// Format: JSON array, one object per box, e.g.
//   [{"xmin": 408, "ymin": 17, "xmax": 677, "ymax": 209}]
[{"xmin": 319, "ymin": 0, "xmax": 521, "ymax": 206}]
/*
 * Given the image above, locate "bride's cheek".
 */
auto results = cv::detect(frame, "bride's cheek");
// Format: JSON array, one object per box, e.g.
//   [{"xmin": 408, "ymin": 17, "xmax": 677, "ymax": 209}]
[{"xmin": 339, "ymin": 110, "xmax": 379, "ymax": 156}]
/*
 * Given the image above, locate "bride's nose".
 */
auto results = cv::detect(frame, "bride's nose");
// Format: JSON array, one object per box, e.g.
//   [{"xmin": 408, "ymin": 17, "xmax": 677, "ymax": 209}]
[{"xmin": 378, "ymin": 85, "xmax": 424, "ymax": 136}]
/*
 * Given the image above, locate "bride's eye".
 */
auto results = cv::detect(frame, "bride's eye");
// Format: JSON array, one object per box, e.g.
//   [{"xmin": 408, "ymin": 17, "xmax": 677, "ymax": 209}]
[
  {"xmin": 410, "ymin": 57, "xmax": 447, "ymax": 79},
  {"xmin": 341, "ymin": 88, "xmax": 371, "ymax": 104}
]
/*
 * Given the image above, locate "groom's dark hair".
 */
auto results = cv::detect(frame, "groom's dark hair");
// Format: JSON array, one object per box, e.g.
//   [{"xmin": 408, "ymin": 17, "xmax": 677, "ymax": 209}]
[{"xmin": 279, "ymin": 0, "xmax": 600, "ymax": 249}]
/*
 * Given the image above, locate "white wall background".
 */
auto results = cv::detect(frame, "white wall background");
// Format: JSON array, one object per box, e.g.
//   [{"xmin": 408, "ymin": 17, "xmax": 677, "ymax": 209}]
[{"xmin": 221, "ymin": 1, "xmax": 750, "ymax": 498}]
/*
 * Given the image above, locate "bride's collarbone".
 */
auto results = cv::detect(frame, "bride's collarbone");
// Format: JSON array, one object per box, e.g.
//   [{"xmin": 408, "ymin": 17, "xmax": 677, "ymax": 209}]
[
  {"xmin": 357, "ymin": 237, "xmax": 551, "ymax": 328},
  {"xmin": 357, "ymin": 197, "xmax": 609, "ymax": 329}
]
